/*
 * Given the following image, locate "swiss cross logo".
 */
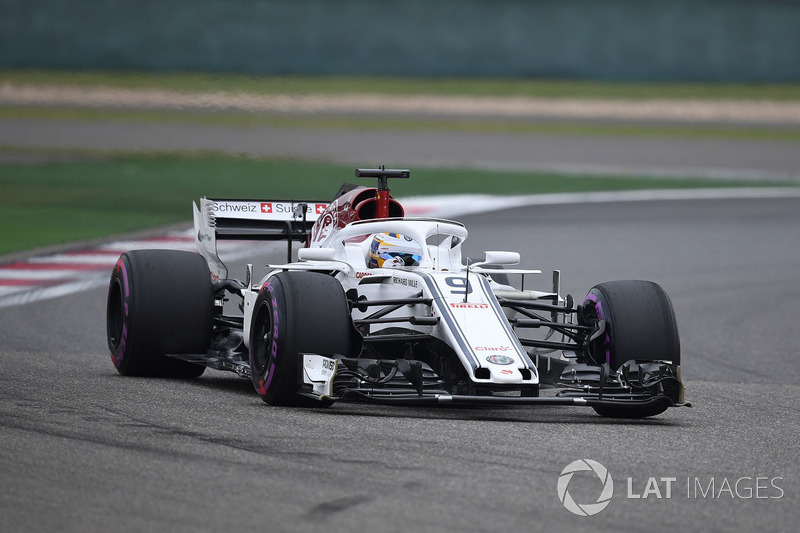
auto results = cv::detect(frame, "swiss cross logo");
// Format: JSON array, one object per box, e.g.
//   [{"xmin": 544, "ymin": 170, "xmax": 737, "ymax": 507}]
[
  {"xmin": 315, "ymin": 204, "xmax": 326, "ymax": 215},
  {"xmin": 261, "ymin": 203, "xmax": 272, "ymax": 214}
]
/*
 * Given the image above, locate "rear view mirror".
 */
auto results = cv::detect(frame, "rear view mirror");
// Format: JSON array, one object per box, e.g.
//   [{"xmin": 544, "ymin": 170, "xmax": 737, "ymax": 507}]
[
  {"xmin": 482, "ymin": 251, "xmax": 520, "ymax": 266},
  {"xmin": 298, "ymin": 247, "xmax": 336, "ymax": 262}
]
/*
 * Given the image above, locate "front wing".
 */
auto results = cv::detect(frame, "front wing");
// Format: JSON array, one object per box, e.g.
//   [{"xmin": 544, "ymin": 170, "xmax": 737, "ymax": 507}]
[{"xmin": 300, "ymin": 354, "xmax": 691, "ymax": 409}]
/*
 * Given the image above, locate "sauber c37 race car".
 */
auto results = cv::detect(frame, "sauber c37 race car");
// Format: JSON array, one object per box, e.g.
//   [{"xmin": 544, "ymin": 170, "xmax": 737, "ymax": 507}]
[{"xmin": 106, "ymin": 168, "xmax": 691, "ymax": 418}]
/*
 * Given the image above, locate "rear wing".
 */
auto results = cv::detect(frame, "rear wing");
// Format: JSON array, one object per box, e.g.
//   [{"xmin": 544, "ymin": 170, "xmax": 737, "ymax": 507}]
[{"xmin": 193, "ymin": 198, "xmax": 328, "ymax": 281}]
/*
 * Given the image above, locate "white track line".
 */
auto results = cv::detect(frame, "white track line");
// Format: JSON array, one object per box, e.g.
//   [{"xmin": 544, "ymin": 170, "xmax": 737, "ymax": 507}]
[
  {"xmin": 26, "ymin": 254, "xmax": 125, "ymax": 266},
  {"xmin": 0, "ymin": 286, "xmax": 28, "ymax": 297},
  {"xmin": 402, "ymin": 187, "xmax": 800, "ymax": 218},
  {"xmin": 0, "ymin": 269, "xmax": 88, "ymax": 280},
  {"xmin": 92, "ymin": 241, "xmax": 198, "ymax": 253},
  {"xmin": 0, "ymin": 278, "xmax": 110, "ymax": 307}
]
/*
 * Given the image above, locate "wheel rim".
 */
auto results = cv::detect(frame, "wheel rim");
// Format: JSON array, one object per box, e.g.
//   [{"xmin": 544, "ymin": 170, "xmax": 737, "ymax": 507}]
[
  {"xmin": 583, "ymin": 296, "xmax": 610, "ymax": 366},
  {"xmin": 251, "ymin": 302, "xmax": 275, "ymax": 377}
]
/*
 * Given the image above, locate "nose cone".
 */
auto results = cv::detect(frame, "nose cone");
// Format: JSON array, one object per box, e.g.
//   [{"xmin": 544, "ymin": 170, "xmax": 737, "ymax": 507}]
[{"xmin": 484, "ymin": 354, "xmax": 522, "ymax": 382}]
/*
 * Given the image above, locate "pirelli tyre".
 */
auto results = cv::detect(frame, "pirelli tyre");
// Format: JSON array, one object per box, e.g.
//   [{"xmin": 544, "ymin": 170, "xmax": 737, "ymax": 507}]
[
  {"xmin": 249, "ymin": 271, "xmax": 351, "ymax": 406},
  {"xmin": 582, "ymin": 280, "xmax": 680, "ymax": 418},
  {"xmin": 106, "ymin": 250, "xmax": 213, "ymax": 378}
]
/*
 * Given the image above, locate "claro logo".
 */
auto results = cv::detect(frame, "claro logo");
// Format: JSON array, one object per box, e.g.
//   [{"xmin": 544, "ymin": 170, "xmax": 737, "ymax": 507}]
[{"xmin": 475, "ymin": 346, "xmax": 512, "ymax": 351}]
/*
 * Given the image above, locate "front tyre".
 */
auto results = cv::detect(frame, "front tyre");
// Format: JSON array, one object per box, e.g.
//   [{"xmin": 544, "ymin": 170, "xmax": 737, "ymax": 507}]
[
  {"xmin": 249, "ymin": 271, "xmax": 352, "ymax": 406},
  {"xmin": 106, "ymin": 250, "xmax": 213, "ymax": 378},
  {"xmin": 582, "ymin": 280, "xmax": 680, "ymax": 418}
]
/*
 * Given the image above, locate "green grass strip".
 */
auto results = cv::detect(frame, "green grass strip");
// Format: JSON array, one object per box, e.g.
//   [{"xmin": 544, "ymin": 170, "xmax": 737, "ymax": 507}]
[
  {"xmin": 3, "ymin": 68, "xmax": 800, "ymax": 100},
  {"xmin": 0, "ymin": 152, "xmax": 794, "ymax": 256}
]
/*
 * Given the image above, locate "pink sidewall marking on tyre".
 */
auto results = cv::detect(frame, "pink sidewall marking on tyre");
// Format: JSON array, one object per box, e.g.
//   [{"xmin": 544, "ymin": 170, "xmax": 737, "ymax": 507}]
[
  {"xmin": 264, "ymin": 294, "xmax": 279, "ymax": 391},
  {"xmin": 252, "ymin": 281, "xmax": 280, "ymax": 397},
  {"xmin": 113, "ymin": 257, "xmax": 130, "ymax": 369}
]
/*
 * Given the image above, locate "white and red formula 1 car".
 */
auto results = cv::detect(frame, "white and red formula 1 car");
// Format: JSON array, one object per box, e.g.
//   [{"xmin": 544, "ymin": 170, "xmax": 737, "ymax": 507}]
[{"xmin": 106, "ymin": 168, "xmax": 690, "ymax": 418}]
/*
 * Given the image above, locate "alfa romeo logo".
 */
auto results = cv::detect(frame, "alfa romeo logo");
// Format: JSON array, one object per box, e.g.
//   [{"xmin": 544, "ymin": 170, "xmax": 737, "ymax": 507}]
[
  {"xmin": 557, "ymin": 459, "xmax": 614, "ymax": 516},
  {"xmin": 485, "ymin": 355, "xmax": 514, "ymax": 365}
]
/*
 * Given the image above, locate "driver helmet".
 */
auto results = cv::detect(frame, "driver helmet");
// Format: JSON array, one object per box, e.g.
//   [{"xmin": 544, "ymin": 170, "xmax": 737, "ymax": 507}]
[{"xmin": 368, "ymin": 233, "xmax": 423, "ymax": 268}]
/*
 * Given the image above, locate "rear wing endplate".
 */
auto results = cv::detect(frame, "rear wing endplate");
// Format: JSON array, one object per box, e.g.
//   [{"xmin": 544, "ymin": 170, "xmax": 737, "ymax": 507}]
[{"xmin": 193, "ymin": 198, "xmax": 328, "ymax": 281}]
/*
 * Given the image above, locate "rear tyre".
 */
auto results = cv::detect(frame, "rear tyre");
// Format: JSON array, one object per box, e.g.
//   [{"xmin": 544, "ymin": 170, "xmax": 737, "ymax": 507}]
[
  {"xmin": 249, "ymin": 271, "xmax": 351, "ymax": 406},
  {"xmin": 582, "ymin": 280, "xmax": 680, "ymax": 418},
  {"xmin": 106, "ymin": 250, "xmax": 213, "ymax": 378}
]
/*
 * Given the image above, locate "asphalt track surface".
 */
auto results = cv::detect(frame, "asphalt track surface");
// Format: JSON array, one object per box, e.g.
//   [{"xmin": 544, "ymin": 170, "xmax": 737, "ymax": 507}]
[
  {"xmin": 2, "ymin": 116, "xmax": 799, "ymax": 531},
  {"xmin": 2, "ymin": 193, "xmax": 799, "ymax": 532},
  {"xmin": 3, "ymin": 117, "xmax": 800, "ymax": 180}
]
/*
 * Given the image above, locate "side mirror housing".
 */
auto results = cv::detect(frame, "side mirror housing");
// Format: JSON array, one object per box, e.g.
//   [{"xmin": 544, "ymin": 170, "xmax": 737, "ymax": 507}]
[
  {"xmin": 298, "ymin": 247, "xmax": 337, "ymax": 262},
  {"xmin": 482, "ymin": 251, "xmax": 520, "ymax": 266}
]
